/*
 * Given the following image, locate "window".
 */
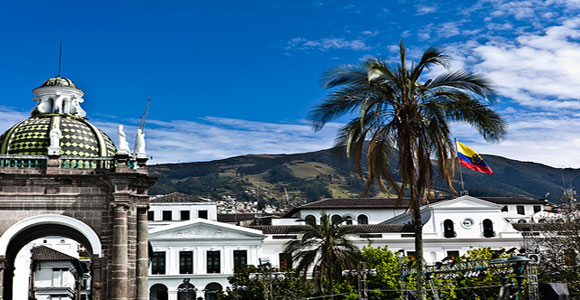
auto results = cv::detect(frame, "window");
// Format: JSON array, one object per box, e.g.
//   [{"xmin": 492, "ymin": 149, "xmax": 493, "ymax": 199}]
[
  {"xmin": 180, "ymin": 251, "xmax": 193, "ymax": 274},
  {"xmin": 52, "ymin": 268, "xmax": 66, "ymax": 287},
  {"xmin": 151, "ymin": 252, "xmax": 166, "ymax": 274},
  {"xmin": 483, "ymin": 219, "xmax": 495, "ymax": 238},
  {"xmin": 516, "ymin": 205, "xmax": 525, "ymax": 215},
  {"xmin": 162, "ymin": 211, "xmax": 172, "ymax": 221},
  {"xmin": 180, "ymin": 210, "xmax": 190, "ymax": 221},
  {"xmin": 304, "ymin": 215, "xmax": 316, "ymax": 224},
  {"xmin": 279, "ymin": 253, "xmax": 293, "ymax": 271},
  {"xmin": 207, "ymin": 251, "xmax": 220, "ymax": 273},
  {"xmin": 199, "ymin": 210, "xmax": 208, "ymax": 219},
  {"xmin": 407, "ymin": 251, "xmax": 416, "ymax": 261},
  {"xmin": 345, "ymin": 217, "xmax": 353, "ymax": 225},
  {"xmin": 533, "ymin": 205, "xmax": 541, "ymax": 213},
  {"xmin": 148, "ymin": 211, "xmax": 154, "ymax": 221},
  {"xmin": 331, "ymin": 214, "xmax": 342, "ymax": 224},
  {"xmin": 233, "ymin": 250, "xmax": 247, "ymax": 272},
  {"xmin": 446, "ymin": 250, "xmax": 460, "ymax": 261},
  {"xmin": 357, "ymin": 214, "xmax": 369, "ymax": 225},
  {"xmin": 443, "ymin": 219, "xmax": 456, "ymax": 238},
  {"xmin": 501, "ymin": 206, "xmax": 508, "ymax": 212}
]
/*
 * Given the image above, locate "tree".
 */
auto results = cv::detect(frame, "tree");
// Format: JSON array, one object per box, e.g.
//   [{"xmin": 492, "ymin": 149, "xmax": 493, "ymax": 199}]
[
  {"xmin": 361, "ymin": 245, "xmax": 401, "ymax": 299},
  {"xmin": 309, "ymin": 41, "xmax": 506, "ymax": 300},
  {"xmin": 218, "ymin": 265, "xmax": 313, "ymax": 300},
  {"xmin": 284, "ymin": 213, "xmax": 363, "ymax": 298},
  {"xmin": 532, "ymin": 202, "xmax": 580, "ymax": 297}
]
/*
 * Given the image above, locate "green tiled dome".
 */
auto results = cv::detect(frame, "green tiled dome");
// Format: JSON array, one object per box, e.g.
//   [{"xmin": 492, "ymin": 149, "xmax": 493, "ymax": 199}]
[{"xmin": 0, "ymin": 114, "xmax": 116, "ymax": 157}]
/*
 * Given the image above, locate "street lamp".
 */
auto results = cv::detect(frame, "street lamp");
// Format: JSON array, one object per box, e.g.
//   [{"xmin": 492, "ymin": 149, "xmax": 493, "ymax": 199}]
[
  {"xmin": 249, "ymin": 259, "xmax": 287, "ymax": 300},
  {"xmin": 342, "ymin": 266, "xmax": 377, "ymax": 300},
  {"xmin": 507, "ymin": 255, "xmax": 530, "ymax": 300}
]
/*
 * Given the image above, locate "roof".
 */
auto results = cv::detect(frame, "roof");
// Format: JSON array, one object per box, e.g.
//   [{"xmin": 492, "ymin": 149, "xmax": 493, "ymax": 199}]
[
  {"xmin": 0, "ymin": 115, "xmax": 116, "ymax": 157},
  {"xmin": 31, "ymin": 246, "xmax": 78, "ymax": 262},
  {"xmin": 249, "ymin": 224, "xmax": 414, "ymax": 234},
  {"xmin": 286, "ymin": 196, "xmax": 545, "ymax": 216},
  {"xmin": 217, "ymin": 213, "xmax": 262, "ymax": 222},
  {"xmin": 40, "ymin": 76, "xmax": 77, "ymax": 88},
  {"xmin": 150, "ymin": 192, "xmax": 211, "ymax": 203},
  {"xmin": 478, "ymin": 197, "xmax": 546, "ymax": 205},
  {"xmin": 512, "ymin": 223, "xmax": 547, "ymax": 231}
]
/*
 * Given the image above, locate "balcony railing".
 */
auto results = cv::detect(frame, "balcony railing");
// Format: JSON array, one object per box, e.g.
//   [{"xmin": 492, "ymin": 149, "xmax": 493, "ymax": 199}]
[
  {"xmin": 0, "ymin": 155, "xmax": 47, "ymax": 168},
  {"xmin": 0, "ymin": 155, "xmax": 138, "ymax": 170}
]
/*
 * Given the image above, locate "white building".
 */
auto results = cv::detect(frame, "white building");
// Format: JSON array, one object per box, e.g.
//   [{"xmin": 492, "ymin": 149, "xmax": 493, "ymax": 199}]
[
  {"xmin": 148, "ymin": 193, "xmax": 547, "ymax": 299},
  {"xmin": 29, "ymin": 245, "xmax": 89, "ymax": 300}
]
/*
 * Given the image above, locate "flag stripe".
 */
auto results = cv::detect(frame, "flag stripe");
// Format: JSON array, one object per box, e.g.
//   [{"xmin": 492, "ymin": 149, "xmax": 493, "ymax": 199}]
[{"xmin": 456, "ymin": 141, "xmax": 493, "ymax": 175}]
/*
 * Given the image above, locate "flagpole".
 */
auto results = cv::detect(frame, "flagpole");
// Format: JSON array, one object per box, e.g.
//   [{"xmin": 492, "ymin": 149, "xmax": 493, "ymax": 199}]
[{"xmin": 454, "ymin": 138, "xmax": 466, "ymax": 195}]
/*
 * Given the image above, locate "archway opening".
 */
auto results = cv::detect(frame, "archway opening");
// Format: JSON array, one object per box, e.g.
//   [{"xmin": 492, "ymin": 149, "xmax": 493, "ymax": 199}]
[
  {"xmin": 177, "ymin": 281, "xmax": 197, "ymax": 300},
  {"xmin": 204, "ymin": 282, "xmax": 222, "ymax": 300},
  {"xmin": 3, "ymin": 223, "xmax": 97, "ymax": 300},
  {"xmin": 150, "ymin": 283, "xmax": 168, "ymax": 300}
]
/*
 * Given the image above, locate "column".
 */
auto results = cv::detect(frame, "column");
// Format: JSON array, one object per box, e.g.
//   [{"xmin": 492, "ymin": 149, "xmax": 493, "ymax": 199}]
[
  {"xmin": 111, "ymin": 203, "xmax": 129, "ymax": 300},
  {"xmin": 0, "ymin": 257, "xmax": 5, "ymax": 300},
  {"xmin": 136, "ymin": 206, "xmax": 149, "ymax": 300}
]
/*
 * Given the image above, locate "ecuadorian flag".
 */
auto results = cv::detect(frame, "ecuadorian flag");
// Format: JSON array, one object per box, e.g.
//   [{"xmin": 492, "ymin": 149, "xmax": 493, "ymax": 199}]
[{"xmin": 456, "ymin": 141, "xmax": 493, "ymax": 175}]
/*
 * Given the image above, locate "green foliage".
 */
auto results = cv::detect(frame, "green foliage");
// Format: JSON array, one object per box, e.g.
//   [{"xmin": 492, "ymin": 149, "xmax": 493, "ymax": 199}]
[
  {"xmin": 361, "ymin": 245, "xmax": 401, "ymax": 299},
  {"xmin": 285, "ymin": 213, "xmax": 363, "ymax": 295},
  {"xmin": 218, "ymin": 265, "xmax": 313, "ymax": 300},
  {"xmin": 266, "ymin": 165, "xmax": 296, "ymax": 183},
  {"xmin": 534, "ymin": 206, "xmax": 580, "ymax": 297}
]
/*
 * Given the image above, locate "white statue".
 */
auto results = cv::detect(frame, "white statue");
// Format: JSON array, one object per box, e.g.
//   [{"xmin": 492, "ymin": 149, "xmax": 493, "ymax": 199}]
[
  {"xmin": 117, "ymin": 125, "xmax": 130, "ymax": 155},
  {"xmin": 134, "ymin": 128, "xmax": 146, "ymax": 158},
  {"xmin": 53, "ymin": 94, "xmax": 65, "ymax": 114},
  {"xmin": 69, "ymin": 95, "xmax": 87, "ymax": 117},
  {"xmin": 47, "ymin": 127, "xmax": 62, "ymax": 156},
  {"xmin": 30, "ymin": 96, "xmax": 53, "ymax": 115}
]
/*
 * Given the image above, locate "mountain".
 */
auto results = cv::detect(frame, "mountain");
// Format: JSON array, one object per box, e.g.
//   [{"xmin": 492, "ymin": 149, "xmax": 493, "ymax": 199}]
[{"xmin": 147, "ymin": 147, "xmax": 578, "ymax": 205}]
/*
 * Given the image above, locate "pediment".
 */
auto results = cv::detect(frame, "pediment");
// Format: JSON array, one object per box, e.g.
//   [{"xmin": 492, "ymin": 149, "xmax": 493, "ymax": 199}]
[
  {"xmin": 150, "ymin": 220, "xmax": 264, "ymax": 240},
  {"xmin": 430, "ymin": 196, "xmax": 503, "ymax": 210}
]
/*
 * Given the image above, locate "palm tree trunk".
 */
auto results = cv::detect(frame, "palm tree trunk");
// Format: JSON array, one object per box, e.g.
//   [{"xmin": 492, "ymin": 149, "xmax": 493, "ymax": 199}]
[
  {"xmin": 413, "ymin": 204, "xmax": 426, "ymax": 300},
  {"xmin": 327, "ymin": 265, "xmax": 335, "ymax": 300}
]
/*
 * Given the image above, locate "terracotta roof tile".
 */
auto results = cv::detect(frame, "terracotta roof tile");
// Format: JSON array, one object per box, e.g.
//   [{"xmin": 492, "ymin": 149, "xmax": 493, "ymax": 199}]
[
  {"xmin": 150, "ymin": 192, "xmax": 211, "ymax": 203},
  {"xmin": 249, "ymin": 224, "xmax": 414, "ymax": 234},
  {"xmin": 31, "ymin": 246, "xmax": 78, "ymax": 262}
]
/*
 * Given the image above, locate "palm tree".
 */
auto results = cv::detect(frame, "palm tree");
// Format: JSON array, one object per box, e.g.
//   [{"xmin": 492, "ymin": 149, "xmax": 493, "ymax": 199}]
[
  {"xmin": 284, "ymin": 213, "xmax": 362, "ymax": 298},
  {"xmin": 309, "ymin": 41, "xmax": 506, "ymax": 300}
]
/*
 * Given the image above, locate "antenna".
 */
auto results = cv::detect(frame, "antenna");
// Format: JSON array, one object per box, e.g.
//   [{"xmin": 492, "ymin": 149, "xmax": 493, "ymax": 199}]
[
  {"xmin": 57, "ymin": 42, "xmax": 62, "ymax": 77},
  {"xmin": 138, "ymin": 99, "xmax": 150, "ymax": 131}
]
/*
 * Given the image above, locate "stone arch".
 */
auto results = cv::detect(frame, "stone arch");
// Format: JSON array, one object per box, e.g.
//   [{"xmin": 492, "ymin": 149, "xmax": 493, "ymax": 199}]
[
  {"xmin": 0, "ymin": 214, "xmax": 102, "ymax": 300},
  {"xmin": 0, "ymin": 214, "xmax": 102, "ymax": 257}
]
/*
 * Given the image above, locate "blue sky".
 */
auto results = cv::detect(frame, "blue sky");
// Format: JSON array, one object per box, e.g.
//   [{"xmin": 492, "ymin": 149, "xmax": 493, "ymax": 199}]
[{"xmin": 1, "ymin": 0, "xmax": 580, "ymax": 167}]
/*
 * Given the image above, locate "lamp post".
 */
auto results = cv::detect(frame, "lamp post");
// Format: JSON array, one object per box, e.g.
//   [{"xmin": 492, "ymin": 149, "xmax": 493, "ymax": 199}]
[
  {"xmin": 341, "ymin": 266, "xmax": 377, "ymax": 300},
  {"xmin": 507, "ymin": 256, "xmax": 530, "ymax": 300},
  {"xmin": 249, "ymin": 258, "xmax": 287, "ymax": 300}
]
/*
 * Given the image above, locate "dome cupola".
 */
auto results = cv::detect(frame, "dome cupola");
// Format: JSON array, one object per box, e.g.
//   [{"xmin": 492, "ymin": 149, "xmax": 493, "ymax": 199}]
[{"xmin": 0, "ymin": 77, "xmax": 117, "ymax": 159}]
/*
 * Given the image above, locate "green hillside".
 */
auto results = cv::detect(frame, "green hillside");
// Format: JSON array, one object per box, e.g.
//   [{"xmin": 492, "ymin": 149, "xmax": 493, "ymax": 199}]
[{"xmin": 148, "ymin": 147, "xmax": 577, "ymax": 205}]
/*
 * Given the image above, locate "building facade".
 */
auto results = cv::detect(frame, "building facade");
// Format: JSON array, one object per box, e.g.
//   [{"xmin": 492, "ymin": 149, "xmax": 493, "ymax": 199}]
[{"xmin": 148, "ymin": 194, "xmax": 546, "ymax": 299}]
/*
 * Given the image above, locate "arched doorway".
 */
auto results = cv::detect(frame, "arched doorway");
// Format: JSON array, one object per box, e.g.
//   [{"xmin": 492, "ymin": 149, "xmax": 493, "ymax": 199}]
[
  {"xmin": 204, "ymin": 282, "xmax": 222, "ymax": 300},
  {"xmin": 0, "ymin": 215, "xmax": 101, "ymax": 300},
  {"xmin": 177, "ymin": 281, "xmax": 197, "ymax": 300},
  {"xmin": 150, "ymin": 283, "xmax": 168, "ymax": 300}
]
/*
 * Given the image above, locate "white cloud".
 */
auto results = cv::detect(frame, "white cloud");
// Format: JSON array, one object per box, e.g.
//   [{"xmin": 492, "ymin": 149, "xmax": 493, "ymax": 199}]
[
  {"xmin": 416, "ymin": 4, "xmax": 437, "ymax": 15},
  {"xmin": 471, "ymin": 17, "xmax": 580, "ymax": 110},
  {"xmin": 287, "ymin": 37, "xmax": 371, "ymax": 51}
]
